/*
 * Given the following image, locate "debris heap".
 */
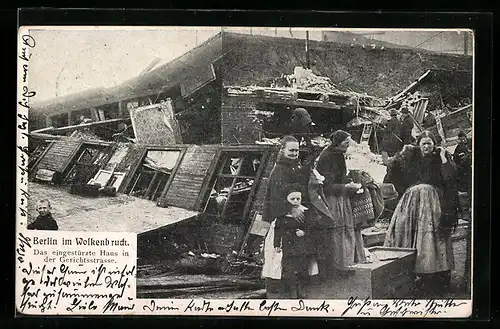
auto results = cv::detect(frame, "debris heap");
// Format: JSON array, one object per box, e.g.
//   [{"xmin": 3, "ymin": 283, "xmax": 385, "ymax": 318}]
[
  {"xmin": 69, "ymin": 129, "xmax": 103, "ymax": 140},
  {"xmin": 287, "ymin": 67, "xmax": 339, "ymax": 93},
  {"xmin": 345, "ymin": 141, "xmax": 387, "ymax": 183}
]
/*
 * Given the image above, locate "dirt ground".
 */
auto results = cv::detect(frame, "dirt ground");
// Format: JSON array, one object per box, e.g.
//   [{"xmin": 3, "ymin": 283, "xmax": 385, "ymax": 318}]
[{"xmin": 28, "ymin": 181, "xmax": 470, "ymax": 299}]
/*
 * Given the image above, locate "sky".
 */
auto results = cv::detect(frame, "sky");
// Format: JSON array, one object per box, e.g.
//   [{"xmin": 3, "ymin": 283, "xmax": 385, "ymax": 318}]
[
  {"xmin": 24, "ymin": 27, "xmax": 467, "ymax": 104},
  {"xmin": 25, "ymin": 27, "xmax": 326, "ymax": 104},
  {"xmin": 27, "ymin": 27, "xmax": 221, "ymax": 103}
]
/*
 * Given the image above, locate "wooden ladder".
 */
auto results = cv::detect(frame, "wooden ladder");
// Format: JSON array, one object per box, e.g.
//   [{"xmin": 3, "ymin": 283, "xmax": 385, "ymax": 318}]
[{"xmin": 360, "ymin": 123, "xmax": 373, "ymax": 144}]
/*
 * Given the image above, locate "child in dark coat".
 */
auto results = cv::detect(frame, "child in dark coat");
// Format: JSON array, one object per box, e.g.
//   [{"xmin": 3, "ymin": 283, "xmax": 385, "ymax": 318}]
[
  {"xmin": 274, "ymin": 183, "xmax": 312, "ymax": 298},
  {"xmin": 28, "ymin": 199, "xmax": 58, "ymax": 231}
]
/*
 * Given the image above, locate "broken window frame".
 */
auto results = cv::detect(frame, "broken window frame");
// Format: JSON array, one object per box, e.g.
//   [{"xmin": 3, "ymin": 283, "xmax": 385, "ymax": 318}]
[
  {"xmin": 201, "ymin": 146, "xmax": 270, "ymax": 228},
  {"xmin": 62, "ymin": 141, "xmax": 114, "ymax": 185},
  {"xmin": 122, "ymin": 146, "xmax": 187, "ymax": 205}
]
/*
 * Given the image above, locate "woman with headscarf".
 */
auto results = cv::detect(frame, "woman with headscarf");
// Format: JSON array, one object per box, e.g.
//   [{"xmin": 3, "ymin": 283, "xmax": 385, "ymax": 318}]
[
  {"xmin": 261, "ymin": 135, "xmax": 311, "ymax": 298},
  {"xmin": 310, "ymin": 130, "xmax": 366, "ymax": 277},
  {"xmin": 383, "ymin": 130, "xmax": 458, "ymax": 297}
]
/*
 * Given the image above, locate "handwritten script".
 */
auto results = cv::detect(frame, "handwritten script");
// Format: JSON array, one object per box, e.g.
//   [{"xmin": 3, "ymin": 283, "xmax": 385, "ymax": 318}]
[
  {"xmin": 341, "ymin": 296, "xmax": 468, "ymax": 318},
  {"xmin": 17, "ymin": 31, "xmax": 36, "ymax": 222},
  {"xmin": 16, "ymin": 232, "xmax": 137, "ymax": 315}
]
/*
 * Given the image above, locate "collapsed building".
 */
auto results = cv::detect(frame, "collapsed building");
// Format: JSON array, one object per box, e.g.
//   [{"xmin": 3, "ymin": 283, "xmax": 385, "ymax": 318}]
[{"xmin": 27, "ymin": 31, "xmax": 473, "ymax": 297}]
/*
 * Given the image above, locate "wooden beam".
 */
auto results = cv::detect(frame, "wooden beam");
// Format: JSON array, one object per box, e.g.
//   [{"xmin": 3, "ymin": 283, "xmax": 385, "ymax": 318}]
[
  {"xmin": 31, "ymin": 126, "xmax": 56, "ymax": 134},
  {"xmin": 29, "ymin": 132, "xmax": 63, "ymax": 141},
  {"xmin": 43, "ymin": 118, "xmax": 129, "ymax": 135},
  {"xmin": 387, "ymin": 70, "xmax": 431, "ymax": 105},
  {"xmin": 262, "ymin": 98, "xmax": 342, "ymax": 110}
]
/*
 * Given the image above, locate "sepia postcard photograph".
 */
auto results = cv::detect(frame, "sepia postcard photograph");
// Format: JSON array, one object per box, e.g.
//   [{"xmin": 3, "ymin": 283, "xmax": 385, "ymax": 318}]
[{"xmin": 16, "ymin": 24, "xmax": 475, "ymax": 317}]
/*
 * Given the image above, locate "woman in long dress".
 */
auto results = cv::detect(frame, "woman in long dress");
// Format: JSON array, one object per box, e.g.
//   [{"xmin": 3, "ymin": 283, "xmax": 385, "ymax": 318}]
[
  {"xmin": 384, "ymin": 130, "xmax": 458, "ymax": 296},
  {"xmin": 313, "ymin": 130, "xmax": 366, "ymax": 277}
]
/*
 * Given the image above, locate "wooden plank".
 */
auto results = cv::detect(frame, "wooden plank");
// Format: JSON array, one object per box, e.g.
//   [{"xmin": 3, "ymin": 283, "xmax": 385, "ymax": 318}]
[
  {"xmin": 195, "ymin": 148, "xmax": 223, "ymax": 212},
  {"xmin": 388, "ymin": 70, "xmax": 431, "ymax": 104},
  {"xmin": 157, "ymin": 147, "xmax": 187, "ymax": 207},
  {"xmin": 263, "ymin": 98, "xmax": 342, "ymax": 109},
  {"xmin": 29, "ymin": 141, "xmax": 56, "ymax": 175},
  {"xmin": 42, "ymin": 118, "xmax": 128, "ymax": 135}
]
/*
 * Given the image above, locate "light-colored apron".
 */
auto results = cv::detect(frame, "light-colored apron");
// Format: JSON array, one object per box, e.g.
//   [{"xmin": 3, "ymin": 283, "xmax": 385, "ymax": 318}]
[{"xmin": 261, "ymin": 219, "xmax": 318, "ymax": 279}]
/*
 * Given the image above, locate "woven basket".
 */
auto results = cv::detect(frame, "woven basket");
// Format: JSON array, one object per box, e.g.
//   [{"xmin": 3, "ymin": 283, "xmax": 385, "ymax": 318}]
[{"xmin": 350, "ymin": 188, "xmax": 375, "ymax": 227}]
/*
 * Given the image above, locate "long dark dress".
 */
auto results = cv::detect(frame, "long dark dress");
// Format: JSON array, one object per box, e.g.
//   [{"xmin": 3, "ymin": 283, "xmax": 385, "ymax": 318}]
[{"xmin": 314, "ymin": 146, "xmax": 366, "ymax": 272}]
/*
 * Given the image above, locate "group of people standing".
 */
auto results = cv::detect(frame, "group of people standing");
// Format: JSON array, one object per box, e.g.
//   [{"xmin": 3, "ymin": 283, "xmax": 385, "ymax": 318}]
[
  {"xmin": 380, "ymin": 106, "xmax": 416, "ymax": 157},
  {"xmin": 261, "ymin": 124, "xmax": 471, "ymax": 299},
  {"xmin": 261, "ymin": 131, "xmax": 378, "ymax": 298},
  {"xmin": 380, "ymin": 106, "xmax": 437, "ymax": 157}
]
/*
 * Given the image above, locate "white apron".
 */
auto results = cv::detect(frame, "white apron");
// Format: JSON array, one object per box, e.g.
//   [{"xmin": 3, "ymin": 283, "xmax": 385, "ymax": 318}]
[{"xmin": 261, "ymin": 219, "xmax": 318, "ymax": 279}]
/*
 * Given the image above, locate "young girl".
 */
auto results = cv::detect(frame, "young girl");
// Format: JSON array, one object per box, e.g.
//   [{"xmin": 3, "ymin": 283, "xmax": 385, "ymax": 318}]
[{"xmin": 273, "ymin": 183, "xmax": 311, "ymax": 298}]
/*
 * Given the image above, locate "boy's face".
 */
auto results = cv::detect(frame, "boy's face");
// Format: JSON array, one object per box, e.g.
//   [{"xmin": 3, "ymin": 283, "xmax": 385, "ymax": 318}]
[
  {"xmin": 287, "ymin": 191, "xmax": 302, "ymax": 207},
  {"xmin": 282, "ymin": 141, "xmax": 299, "ymax": 160},
  {"xmin": 37, "ymin": 202, "xmax": 51, "ymax": 216}
]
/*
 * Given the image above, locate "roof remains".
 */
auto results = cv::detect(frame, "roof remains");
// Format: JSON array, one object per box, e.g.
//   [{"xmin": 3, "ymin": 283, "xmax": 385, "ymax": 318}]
[{"xmin": 30, "ymin": 32, "xmax": 472, "ymax": 117}]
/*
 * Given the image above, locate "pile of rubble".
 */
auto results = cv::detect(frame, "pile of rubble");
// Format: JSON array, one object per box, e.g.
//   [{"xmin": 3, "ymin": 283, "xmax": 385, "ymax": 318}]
[
  {"xmin": 345, "ymin": 141, "xmax": 387, "ymax": 183},
  {"xmin": 346, "ymin": 141, "xmax": 384, "ymax": 164},
  {"xmin": 69, "ymin": 128, "xmax": 103, "ymax": 141},
  {"xmin": 286, "ymin": 67, "xmax": 340, "ymax": 94}
]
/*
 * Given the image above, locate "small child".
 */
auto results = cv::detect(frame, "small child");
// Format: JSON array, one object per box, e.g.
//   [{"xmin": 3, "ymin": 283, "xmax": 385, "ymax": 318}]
[
  {"xmin": 274, "ymin": 183, "xmax": 310, "ymax": 298},
  {"xmin": 28, "ymin": 199, "xmax": 58, "ymax": 231}
]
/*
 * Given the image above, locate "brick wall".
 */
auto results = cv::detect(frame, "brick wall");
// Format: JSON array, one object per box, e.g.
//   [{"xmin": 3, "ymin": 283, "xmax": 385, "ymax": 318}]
[
  {"xmin": 221, "ymin": 95, "xmax": 262, "ymax": 145},
  {"xmin": 36, "ymin": 139, "xmax": 82, "ymax": 173}
]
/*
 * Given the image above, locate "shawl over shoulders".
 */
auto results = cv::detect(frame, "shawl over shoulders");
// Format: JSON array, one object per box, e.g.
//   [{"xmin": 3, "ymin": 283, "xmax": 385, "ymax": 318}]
[
  {"xmin": 262, "ymin": 156, "xmax": 307, "ymax": 223},
  {"xmin": 384, "ymin": 145, "xmax": 458, "ymax": 216},
  {"xmin": 315, "ymin": 146, "xmax": 348, "ymax": 196}
]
